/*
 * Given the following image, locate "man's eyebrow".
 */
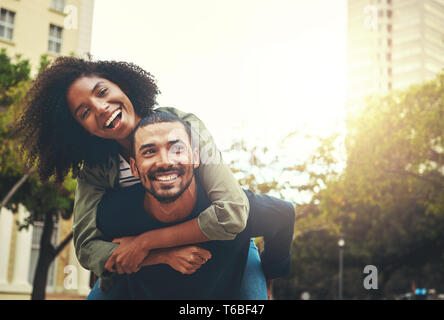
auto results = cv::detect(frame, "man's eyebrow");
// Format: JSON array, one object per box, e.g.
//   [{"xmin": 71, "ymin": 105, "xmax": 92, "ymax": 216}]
[
  {"xmin": 168, "ymin": 139, "xmax": 182, "ymax": 145},
  {"xmin": 73, "ymin": 81, "xmax": 105, "ymax": 117},
  {"xmin": 138, "ymin": 143, "xmax": 156, "ymax": 152},
  {"xmin": 137, "ymin": 139, "xmax": 185, "ymax": 151}
]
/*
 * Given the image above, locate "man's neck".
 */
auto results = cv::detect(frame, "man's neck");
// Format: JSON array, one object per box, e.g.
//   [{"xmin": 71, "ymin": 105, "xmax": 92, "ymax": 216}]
[{"xmin": 143, "ymin": 177, "xmax": 198, "ymax": 223}]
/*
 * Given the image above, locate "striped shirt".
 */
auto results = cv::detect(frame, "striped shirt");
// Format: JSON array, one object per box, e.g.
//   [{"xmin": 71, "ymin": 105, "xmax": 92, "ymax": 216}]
[{"xmin": 118, "ymin": 154, "xmax": 141, "ymax": 188}]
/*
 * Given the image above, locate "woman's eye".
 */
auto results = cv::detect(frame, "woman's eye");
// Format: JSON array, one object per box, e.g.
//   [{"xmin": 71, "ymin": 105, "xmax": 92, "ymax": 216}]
[
  {"xmin": 98, "ymin": 88, "xmax": 108, "ymax": 96},
  {"xmin": 81, "ymin": 108, "xmax": 90, "ymax": 119}
]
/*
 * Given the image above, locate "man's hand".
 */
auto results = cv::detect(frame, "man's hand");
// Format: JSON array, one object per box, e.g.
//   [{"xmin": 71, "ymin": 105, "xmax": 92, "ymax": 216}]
[
  {"xmin": 162, "ymin": 246, "xmax": 212, "ymax": 275},
  {"xmin": 105, "ymin": 236, "xmax": 150, "ymax": 274}
]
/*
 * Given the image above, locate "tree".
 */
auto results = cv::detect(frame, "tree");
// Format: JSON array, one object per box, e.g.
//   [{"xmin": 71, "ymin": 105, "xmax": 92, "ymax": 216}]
[
  {"xmin": 277, "ymin": 71, "xmax": 444, "ymax": 299},
  {"xmin": 0, "ymin": 50, "xmax": 76, "ymax": 300}
]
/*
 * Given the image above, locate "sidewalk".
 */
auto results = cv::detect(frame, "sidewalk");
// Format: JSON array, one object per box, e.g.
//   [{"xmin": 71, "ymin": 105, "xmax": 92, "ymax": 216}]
[{"xmin": 0, "ymin": 293, "xmax": 86, "ymax": 300}]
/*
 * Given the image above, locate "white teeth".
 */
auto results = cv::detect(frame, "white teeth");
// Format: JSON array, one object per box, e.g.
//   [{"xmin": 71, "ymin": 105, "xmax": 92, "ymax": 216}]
[
  {"xmin": 156, "ymin": 174, "xmax": 178, "ymax": 181},
  {"xmin": 105, "ymin": 110, "xmax": 121, "ymax": 127}
]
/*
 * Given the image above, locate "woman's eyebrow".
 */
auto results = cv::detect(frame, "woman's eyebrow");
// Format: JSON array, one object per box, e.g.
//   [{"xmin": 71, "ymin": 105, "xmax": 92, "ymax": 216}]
[
  {"xmin": 74, "ymin": 104, "xmax": 85, "ymax": 117},
  {"xmin": 91, "ymin": 81, "xmax": 105, "ymax": 93}
]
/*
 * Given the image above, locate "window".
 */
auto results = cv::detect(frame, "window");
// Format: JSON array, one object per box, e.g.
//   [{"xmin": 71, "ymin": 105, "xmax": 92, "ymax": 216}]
[
  {"xmin": 387, "ymin": 38, "xmax": 392, "ymax": 47},
  {"xmin": 50, "ymin": 0, "xmax": 66, "ymax": 12},
  {"xmin": 387, "ymin": 10, "xmax": 392, "ymax": 19},
  {"xmin": 387, "ymin": 24, "xmax": 392, "ymax": 32},
  {"xmin": 0, "ymin": 8, "xmax": 15, "ymax": 41},
  {"xmin": 48, "ymin": 24, "xmax": 63, "ymax": 54}
]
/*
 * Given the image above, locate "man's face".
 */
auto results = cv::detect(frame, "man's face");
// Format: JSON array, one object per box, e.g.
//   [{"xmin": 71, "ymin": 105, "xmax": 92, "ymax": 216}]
[{"xmin": 130, "ymin": 121, "xmax": 199, "ymax": 203}]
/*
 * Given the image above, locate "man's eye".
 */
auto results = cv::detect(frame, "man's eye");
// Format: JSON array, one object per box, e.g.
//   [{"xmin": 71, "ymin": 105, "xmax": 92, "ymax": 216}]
[
  {"xmin": 142, "ymin": 149, "xmax": 155, "ymax": 156},
  {"xmin": 172, "ymin": 145, "xmax": 185, "ymax": 154}
]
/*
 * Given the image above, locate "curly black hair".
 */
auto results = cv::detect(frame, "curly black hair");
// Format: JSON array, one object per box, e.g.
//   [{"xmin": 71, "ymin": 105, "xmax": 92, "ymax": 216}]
[{"xmin": 17, "ymin": 57, "xmax": 160, "ymax": 183}]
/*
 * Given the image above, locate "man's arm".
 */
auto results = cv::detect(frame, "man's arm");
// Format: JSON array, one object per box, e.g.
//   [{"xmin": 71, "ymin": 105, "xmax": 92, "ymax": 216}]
[{"xmin": 244, "ymin": 190, "xmax": 296, "ymax": 279}]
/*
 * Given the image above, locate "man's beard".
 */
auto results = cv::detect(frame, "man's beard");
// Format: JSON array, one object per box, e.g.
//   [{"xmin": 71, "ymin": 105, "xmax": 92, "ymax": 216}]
[{"xmin": 137, "ymin": 166, "xmax": 194, "ymax": 203}]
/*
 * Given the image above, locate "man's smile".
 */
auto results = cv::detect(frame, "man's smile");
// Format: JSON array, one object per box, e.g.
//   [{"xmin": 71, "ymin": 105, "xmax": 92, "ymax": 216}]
[{"xmin": 148, "ymin": 167, "xmax": 185, "ymax": 185}]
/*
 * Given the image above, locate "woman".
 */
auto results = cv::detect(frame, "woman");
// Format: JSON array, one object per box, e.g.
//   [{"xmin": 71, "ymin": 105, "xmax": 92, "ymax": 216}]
[{"xmin": 18, "ymin": 57, "xmax": 268, "ymax": 299}]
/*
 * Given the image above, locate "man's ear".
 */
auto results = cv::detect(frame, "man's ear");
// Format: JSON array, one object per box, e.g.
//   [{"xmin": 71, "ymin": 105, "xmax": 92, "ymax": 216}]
[
  {"xmin": 130, "ymin": 157, "xmax": 139, "ymax": 178},
  {"xmin": 192, "ymin": 148, "xmax": 200, "ymax": 169}
]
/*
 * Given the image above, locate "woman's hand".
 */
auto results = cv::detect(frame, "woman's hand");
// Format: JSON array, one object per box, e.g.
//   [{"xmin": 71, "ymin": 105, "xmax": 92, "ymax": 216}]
[
  {"xmin": 160, "ymin": 246, "xmax": 212, "ymax": 275},
  {"xmin": 105, "ymin": 236, "xmax": 150, "ymax": 274}
]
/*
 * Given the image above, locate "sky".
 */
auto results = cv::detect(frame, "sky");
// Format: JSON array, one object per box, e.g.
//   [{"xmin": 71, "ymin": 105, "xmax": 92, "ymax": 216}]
[{"xmin": 90, "ymin": 0, "xmax": 348, "ymax": 180}]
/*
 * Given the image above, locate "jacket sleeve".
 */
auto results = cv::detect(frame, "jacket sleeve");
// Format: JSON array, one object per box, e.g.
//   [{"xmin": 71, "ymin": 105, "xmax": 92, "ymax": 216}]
[
  {"xmin": 156, "ymin": 106, "xmax": 250, "ymax": 240},
  {"xmin": 244, "ymin": 190, "xmax": 296, "ymax": 279},
  {"xmin": 72, "ymin": 159, "xmax": 119, "ymax": 281}
]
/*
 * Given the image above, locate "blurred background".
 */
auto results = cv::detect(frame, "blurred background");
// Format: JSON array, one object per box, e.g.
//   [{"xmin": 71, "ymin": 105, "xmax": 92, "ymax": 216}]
[{"xmin": 0, "ymin": 0, "xmax": 444, "ymax": 300}]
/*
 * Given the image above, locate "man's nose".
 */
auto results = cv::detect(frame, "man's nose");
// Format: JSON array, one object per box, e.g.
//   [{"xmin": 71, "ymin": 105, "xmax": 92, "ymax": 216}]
[{"xmin": 157, "ymin": 149, "xmax": 174, "ymax": 167}]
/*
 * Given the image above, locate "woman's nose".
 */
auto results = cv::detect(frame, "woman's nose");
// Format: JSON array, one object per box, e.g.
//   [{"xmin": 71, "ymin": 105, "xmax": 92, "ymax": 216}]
[{"xmin": 92, "ymin": 100, "xmax": 109, "ymax": 114}]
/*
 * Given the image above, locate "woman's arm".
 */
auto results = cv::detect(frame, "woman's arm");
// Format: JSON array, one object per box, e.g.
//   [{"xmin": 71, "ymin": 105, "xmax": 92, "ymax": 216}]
[
  {"xmin": 72, "ymin": 158, "xmax": 119, "ymax": 289},
  {"xmin": 158, "ymin": 106, "xmax": 250, "ymax": 239},
  {"xmin": 141, "ymin": 245, "xmax": 211, "ymax": 275}
]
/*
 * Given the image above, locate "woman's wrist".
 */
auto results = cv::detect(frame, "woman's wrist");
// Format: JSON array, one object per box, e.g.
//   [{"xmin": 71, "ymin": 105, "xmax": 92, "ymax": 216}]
[
  {"xmin": 137, "ymin": 231, "xmax": 154, "ymax": 253},
  {"xmin": 141, "ymin": 248, "xmax": 169, "ymax": 266}
]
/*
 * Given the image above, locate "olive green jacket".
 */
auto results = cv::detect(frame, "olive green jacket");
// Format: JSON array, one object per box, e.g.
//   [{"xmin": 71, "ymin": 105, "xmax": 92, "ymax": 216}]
[{"xmin": 72, "ymin": 107, "xmax": 249, "ymax": 291}]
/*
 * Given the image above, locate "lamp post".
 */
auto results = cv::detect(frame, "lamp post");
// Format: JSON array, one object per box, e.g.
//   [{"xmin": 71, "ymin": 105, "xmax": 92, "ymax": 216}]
[{"xmin": 338, "ymin": 237, "xmax": 345, "ymax": 300}]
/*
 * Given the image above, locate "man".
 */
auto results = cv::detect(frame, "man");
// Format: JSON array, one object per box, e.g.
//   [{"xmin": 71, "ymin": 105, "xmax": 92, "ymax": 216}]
[{"xmin": 96, "ymin": 112, "xmax": 295, "ymax": 299}]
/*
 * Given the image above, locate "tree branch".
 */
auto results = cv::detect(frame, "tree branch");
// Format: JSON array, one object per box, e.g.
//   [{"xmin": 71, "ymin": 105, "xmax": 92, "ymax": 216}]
[
  {"xmin": 53, "ymin": 231, "xmax": 73, "ymax": 257},
  {"xmin": 0, "ymin": 167, "xmax": 36, "ymax": 209}
]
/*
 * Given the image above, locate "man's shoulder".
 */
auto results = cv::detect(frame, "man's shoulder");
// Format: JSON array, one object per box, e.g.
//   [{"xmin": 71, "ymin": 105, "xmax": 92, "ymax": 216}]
[{"xmin": 194, "ymin": 178, "xmax": 211, "ymax": 210}]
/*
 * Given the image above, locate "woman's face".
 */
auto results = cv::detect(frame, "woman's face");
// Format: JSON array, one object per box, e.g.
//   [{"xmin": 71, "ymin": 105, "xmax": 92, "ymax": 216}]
[{"xmin": 67, "ymin": 76, "xmax": 140, "ymax": 142}]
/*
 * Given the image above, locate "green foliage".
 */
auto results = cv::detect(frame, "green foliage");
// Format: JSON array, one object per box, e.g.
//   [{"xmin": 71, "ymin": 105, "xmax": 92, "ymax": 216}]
[
  {"xmin": 0, "ymin": 48, "xmax": 31, "ymax": 106},
  {"xmin": 0, "ymin": 50, "xmax": 75, "ymax": 225}
]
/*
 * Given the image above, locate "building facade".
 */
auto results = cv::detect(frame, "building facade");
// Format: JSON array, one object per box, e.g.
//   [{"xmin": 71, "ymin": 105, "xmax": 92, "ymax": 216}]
[
  {"xmin": 0, "ymin": 0, "xmax": 95, "ymax": 299},
  {"xmin": 0, "ymin": 206, "xmax": 91, "ymax": 299},
  {"xmin": 347, "ymin": 0, "xmax": 444, "ymax": 103},
  {"xmin": 0, "ymin": 0, "xmax": 95, "ymax": 73}
]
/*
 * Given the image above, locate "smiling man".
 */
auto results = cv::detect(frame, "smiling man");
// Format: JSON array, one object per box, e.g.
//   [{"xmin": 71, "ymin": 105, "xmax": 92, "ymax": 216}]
[{"xmin": 96, "ymin": 111, "xmax": 295, "ymax": 299}]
